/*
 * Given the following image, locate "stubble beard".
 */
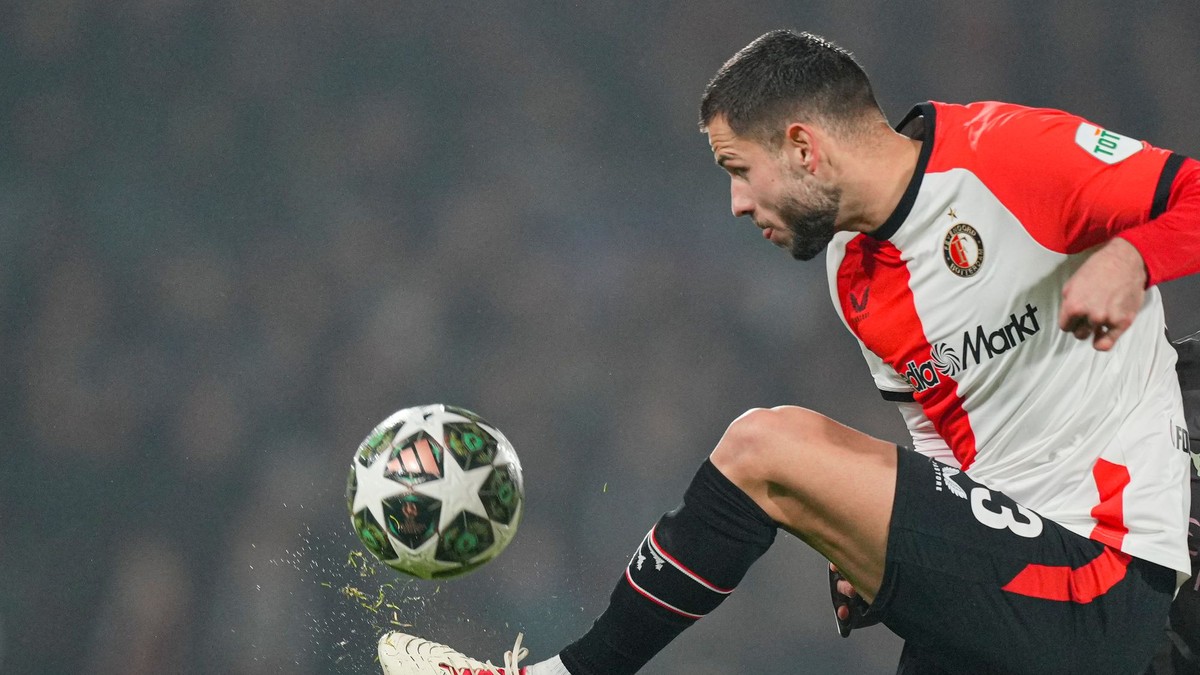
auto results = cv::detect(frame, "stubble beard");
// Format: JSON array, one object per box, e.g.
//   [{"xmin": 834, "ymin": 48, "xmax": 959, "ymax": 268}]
[{"xmin": 777, "ymin": 181, "xmax": 842, "ymax": 261}]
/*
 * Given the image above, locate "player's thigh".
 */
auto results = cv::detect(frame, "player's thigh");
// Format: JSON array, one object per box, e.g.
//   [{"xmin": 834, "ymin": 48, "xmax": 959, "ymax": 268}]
[
  {"xmin": 876, "ymin": 449, "xmax": 1175, "ymax": 675},
  {"xmin": 708, "ymin": 405, "xmax": 897, "ymax": 600}
]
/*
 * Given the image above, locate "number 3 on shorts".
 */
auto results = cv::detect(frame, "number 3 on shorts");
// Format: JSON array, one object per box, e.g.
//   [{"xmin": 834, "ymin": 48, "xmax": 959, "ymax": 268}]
[{"xmin": 969, "ymin": 487, "xmax": 1044, "ymax": 538}]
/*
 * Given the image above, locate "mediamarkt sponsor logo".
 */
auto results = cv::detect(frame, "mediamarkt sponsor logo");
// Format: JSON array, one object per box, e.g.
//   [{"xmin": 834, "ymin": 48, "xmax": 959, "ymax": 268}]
[{"xmin": 903, "ymin": 303, "xmax": 1040, "ymax": 392}]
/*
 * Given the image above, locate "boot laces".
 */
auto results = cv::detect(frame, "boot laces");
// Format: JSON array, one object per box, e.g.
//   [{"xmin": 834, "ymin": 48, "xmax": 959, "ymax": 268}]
[{"xmin": 502, "ymin": 632, "xmax": 527, "ymax": 673}]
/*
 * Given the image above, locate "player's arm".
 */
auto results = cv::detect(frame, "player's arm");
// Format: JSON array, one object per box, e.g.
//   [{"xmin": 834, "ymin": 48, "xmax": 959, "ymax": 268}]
[
  {"xmin": 1115, "ymin": 156, "xmax": 1200, "ymax": 287},
  {"xmin": 1062, "ymin": 158, "xmax": 1200, "ymax": 350},
  {"xmin": 949, "ymin": 102, "xmax": 1200, "ymax": 350}
]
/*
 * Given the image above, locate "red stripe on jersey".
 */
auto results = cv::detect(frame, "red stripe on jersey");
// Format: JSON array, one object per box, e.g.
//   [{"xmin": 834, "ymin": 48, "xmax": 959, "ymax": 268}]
[
  {"xmin": 1088, "ymin": 459, "xmax": 1130, "ymax": 549},
  {"xmin": 837, "ymin": 237, "xmax": 980, "ymax": 468},
  {"xmin": 1001, "ymin": 547, "xmax": 1131, "ymax": 603}
]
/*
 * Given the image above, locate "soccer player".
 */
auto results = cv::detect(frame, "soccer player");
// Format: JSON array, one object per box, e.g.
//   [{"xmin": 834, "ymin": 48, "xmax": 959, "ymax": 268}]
[{"xmin": 378, "ymin": 30, "xmax": 1200, "ymax": 674}]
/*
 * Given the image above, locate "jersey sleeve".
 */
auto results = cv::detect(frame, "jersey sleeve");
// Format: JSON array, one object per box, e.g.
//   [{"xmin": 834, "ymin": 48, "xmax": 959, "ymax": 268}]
[
  {"xmin": 1118, "ymin": 156, "xmax": 1200, "ymax": 286},
  {"xmin": 930, "ymin": 101, "xmax": 1200, "ymax": 286}
]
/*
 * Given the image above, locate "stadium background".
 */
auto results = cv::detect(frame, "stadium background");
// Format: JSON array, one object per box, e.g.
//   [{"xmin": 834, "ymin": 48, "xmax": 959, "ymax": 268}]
[{"xmin": 4, "ymin": 2, "xmax": 1200, "ymax": 673}]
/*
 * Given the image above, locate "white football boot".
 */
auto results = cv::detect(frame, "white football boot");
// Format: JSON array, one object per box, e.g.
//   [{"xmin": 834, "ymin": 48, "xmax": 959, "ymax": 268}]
[{"xmin": 378, "ymin": 631, "xmax": 527, "ymax": 675}]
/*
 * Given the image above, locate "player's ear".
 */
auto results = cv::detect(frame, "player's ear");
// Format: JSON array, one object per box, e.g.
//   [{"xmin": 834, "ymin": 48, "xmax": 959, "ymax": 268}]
[{"xmin": 785, "ymin": 122, "xmax": 818, "ymax": 174}]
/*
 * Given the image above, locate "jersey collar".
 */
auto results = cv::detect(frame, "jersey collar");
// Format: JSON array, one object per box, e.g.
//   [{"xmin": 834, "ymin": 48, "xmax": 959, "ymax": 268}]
[{"xmin": 870, "ymin": 102, "xmax": 936, "ymax": 241}]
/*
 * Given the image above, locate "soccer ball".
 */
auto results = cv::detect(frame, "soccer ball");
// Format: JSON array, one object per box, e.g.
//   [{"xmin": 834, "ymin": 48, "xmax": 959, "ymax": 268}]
[{"xmin": 346, "ymin": 404, "xmax": 524, "ymax": 579}]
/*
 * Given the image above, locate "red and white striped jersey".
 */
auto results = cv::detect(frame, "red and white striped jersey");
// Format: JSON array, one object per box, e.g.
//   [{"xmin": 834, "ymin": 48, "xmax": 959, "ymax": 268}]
[{"xmin": 827, "ymin": 101, "xmax": 1200, "ymax": 575}]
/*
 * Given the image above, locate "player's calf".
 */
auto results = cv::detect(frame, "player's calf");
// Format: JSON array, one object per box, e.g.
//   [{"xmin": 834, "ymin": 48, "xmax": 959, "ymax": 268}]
[{"xmin": 556, "ymin": 458, "xmax": 778, "ymax": 674}]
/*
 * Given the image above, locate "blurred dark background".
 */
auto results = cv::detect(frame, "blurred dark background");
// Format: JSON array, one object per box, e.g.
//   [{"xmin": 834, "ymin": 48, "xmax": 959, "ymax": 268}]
[{"xmin": 3, "ymin": 1, "xmax": 1199, "ymax": 673}]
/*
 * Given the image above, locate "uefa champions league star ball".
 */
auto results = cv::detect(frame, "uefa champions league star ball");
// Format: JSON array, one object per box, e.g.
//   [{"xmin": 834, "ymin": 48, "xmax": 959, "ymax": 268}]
[{"xmin": 346, "ymin": 404, "xmax": 524, "ymax": 579}]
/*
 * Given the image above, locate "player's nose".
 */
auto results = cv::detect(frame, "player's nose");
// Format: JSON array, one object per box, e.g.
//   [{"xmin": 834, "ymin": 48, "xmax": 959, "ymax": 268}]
[{"xmin": 730, "ymin": 182, "xmax": 754, "ymax": 218}]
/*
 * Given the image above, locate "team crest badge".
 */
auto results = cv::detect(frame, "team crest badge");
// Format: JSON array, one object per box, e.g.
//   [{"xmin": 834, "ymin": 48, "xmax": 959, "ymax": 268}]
[{"xmin": 943, "ymin": 223, "xmax": 984, "ymax": 277}]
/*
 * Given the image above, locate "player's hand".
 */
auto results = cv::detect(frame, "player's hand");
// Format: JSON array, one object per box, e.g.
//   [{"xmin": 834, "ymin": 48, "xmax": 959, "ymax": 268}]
[
  {"xmin": 829, "ymin": 562, "xmax": 880, "ymax": 637},
  {"xmin": 1059, "ymin": 238, "xmax": 1147, "ymax": 352},
  {"xmin": 831, "ymin": 562, "xmax": 856, "ymax": 622}
]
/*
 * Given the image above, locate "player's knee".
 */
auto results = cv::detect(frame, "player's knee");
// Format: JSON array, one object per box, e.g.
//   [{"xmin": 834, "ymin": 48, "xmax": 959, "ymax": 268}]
[{"xmin": 710, "ymin": 406, "xmax": 825, "ymax": 481}]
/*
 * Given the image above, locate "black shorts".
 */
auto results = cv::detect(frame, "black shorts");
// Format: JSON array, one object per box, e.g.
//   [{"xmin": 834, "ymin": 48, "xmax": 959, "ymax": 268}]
[{"xmin": 873, "ymin": 446, "xmax": 1176, "ymax": 675}]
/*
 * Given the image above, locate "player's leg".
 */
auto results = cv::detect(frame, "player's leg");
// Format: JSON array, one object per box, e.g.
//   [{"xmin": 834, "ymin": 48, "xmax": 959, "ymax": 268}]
[
  {"xmin": 549, "ymin": 405, "xmax": 896, "ymax": 674},
  {"xmin": 709, "ymin": 405, "xmax": 897, "ymax": 601},
  {"xmin": 556, "ymin": 404, "xmax": 1176, "ymax": 674}
]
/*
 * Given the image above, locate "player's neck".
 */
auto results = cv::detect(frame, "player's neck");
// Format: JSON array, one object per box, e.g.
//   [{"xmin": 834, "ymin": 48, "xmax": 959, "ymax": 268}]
[{"xmin": 837, "ymin": 131, "xmax": 923, "ymax": 236}]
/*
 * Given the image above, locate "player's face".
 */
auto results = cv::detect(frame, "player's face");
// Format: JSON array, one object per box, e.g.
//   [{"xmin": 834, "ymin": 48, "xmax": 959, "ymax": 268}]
[{"xmin": 708, "ymin": 116, "xmax": 841, "ymax": 261}]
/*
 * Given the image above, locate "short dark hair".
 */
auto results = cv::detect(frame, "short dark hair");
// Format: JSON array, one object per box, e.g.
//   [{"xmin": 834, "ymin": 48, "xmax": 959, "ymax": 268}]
[{"xmin": 699, "ymin": 30, "xmax": 883, "ymax": 144}]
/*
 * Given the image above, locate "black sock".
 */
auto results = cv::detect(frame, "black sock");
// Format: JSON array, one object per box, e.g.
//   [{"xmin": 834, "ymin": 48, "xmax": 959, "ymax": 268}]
[{"xmin": 558, "ymin": 460, "xmax": 778, "ymax": 674}]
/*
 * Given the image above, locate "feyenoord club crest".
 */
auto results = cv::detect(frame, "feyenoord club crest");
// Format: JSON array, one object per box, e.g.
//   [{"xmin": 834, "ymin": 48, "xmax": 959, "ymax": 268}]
[{"xmin": 943, "ymin": 223, "xmax": 984, "ymax": 277}]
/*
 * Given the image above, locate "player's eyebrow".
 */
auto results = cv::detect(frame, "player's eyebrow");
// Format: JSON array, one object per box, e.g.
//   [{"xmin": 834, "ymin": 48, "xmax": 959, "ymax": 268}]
[{"xmin": 716, "ymin": 154, "xmax": 734, "ymax": 168}]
